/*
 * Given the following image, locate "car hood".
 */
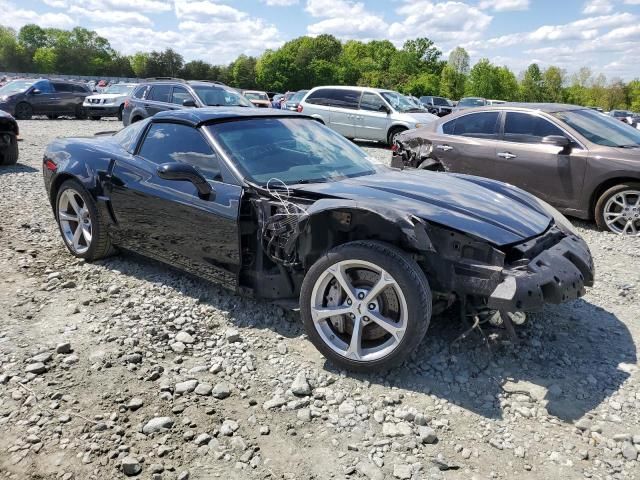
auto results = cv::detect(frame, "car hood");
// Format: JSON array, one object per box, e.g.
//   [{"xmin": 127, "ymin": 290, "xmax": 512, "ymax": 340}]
[
  {"xmin": 395, "ymin": 112, "xmax": 439, "ymax": 123},
  {"xmin": 293, "ymin": 169, "xmax": 552, "ymax": 246}
]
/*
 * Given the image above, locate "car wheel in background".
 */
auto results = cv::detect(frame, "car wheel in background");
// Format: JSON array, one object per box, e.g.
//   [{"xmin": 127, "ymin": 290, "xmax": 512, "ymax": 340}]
[
  {"xmin": 387, "ymin": 127, "xmax": 407, "ymax": 147},
  {"xmin": 595, "ymin": 182, "xmax": 640, "ymax": 236},
  {"xmin": 47, "ymin": 115, "xmax": 59, "ymax": 120},
  {"xmin": 0, "ymin": 133, "xmax": 18, "ymax": 166},
  {"xmin": 56, "ymin": 179, "xmax": 115, "ymax": 260},
  {"xmin": 117, "ymin": 105, "xmax": 124, "ymax": 121},
  {"xmin": 75, "ymin": 106, "xmax": 87, "ymax": 120},
  {"xmin": 89, "ymin": 116, "xmax": 102, "ymax": 121},
  {"xmin": 14, "ymin": 102, "xmax": 33, "ymax": 120},
  {"xmin": 300, "ymin": 240, "xmax": 432, "ymax": 372}
]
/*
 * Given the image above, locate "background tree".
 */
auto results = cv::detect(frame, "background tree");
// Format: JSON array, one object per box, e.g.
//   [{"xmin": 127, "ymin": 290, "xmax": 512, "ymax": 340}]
[
  {"xmin": 542, "ymin": 66, "xmax": 564, "ymax": 103},
  {"xmin": 520, "ymin": 63, "xmax": 544, "ymax": 102}
]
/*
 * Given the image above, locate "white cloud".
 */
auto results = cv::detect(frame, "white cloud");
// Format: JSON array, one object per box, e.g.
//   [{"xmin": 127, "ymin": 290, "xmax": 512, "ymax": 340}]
[
  {"xmin": 43, "ymin": 0, "xmax": 172, "ymax": 13},
  {"xmin": 478, "ymin": 0, "xmax": 529, "ymax": 11},
  {"xmin": 68, "ymin": 6, "xmax": 153, "ymax": 27},
  {"xmin": 262, "ymin": 0, "xmax": 299, "ymax": 5},
  {"xmin": 0, "ymin": 1, "xmax": 75, "ymax": 29},
  {"xmin": 174, "ymin": 0, "xmax": 248, "ymax": 22},
  {"xmin": 582, "ymin": 0, "xmax": 613, "ymax": 14},
  {"xmin": 305, "ymin": 0, "xmax": 387, "ymax": 40}
]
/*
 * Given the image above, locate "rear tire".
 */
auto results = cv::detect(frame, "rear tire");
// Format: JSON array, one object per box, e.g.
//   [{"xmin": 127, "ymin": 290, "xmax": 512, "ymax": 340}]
[
  {"xmin": 75, "ymin": 106, "xmax": 87, "ymax": 120},
  {"xmin": 14, "ymin": 102, "xmax": 32, "ymax": 120},
  {"xmin": 55, "ymin": 179, "xmax": 116, "ymax": 260},
  {"xmin": 89, "ymin": 116, "xmax": 102, "ymax": 121},
  {"xmin": 595, "ymin": 182, "xmax": 640, "ymax": 236},
  {"xmin": 0, "ymin": 133, "xmax": 18, "ymax": 166},
  {"xmin": 47, "ymin": 115, "xmax": 59, "ymax": 120},
  {"xmin": 387, "ymin": 127, "xmax": 407, "ymax": 147},
  {"xmin": 300, "ymin": 240, "xmax": 432, "ymax": 372}
]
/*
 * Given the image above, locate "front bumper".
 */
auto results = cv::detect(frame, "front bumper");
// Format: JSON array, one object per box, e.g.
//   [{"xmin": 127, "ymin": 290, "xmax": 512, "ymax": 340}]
[
  {"xmin": 487, "ymin": 234, "xmax": 594, "ymax": 311},
  {"xmin": 82, "ymin": 103, "xmax": 121, "ymax": 116}
]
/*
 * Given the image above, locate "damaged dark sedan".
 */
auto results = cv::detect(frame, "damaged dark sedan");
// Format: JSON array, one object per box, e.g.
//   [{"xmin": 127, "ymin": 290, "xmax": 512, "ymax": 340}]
[{"xmin": 43, "ymin": 108, "xmax": 594, "ymax": 372}]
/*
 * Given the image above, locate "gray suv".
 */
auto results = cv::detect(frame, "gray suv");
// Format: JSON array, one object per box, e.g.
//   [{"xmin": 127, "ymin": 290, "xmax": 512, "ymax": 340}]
[
  {"xmin": 393, "ymin": 103, "xmax": 640, "ymax": 236},
  {"xmin": 0, "ymin": 78, "xmax": 91, "ymax": 119},
  {"xmin": 298, "ymin": 86, "xmax": 437, "ymax": 145}
]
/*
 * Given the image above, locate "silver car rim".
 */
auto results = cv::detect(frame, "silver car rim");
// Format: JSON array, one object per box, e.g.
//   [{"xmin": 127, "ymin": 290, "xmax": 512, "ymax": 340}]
[
  {"xmin": 310, "ymin": 260, "xmax": 408, "ymax": 362},
  {"xmin": 603, "ymin": 190, "xmax": 640, "ymax": 236},
  {"xmin": 58, "ymin": 189, "xmax": 92, "ymax": 254}
]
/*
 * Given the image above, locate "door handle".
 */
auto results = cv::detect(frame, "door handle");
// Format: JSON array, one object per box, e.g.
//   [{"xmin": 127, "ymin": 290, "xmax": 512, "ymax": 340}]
[
  {"xmin": 497, "ymin": 152, "xmax": 517, "ymax": 159},
  {"xmin": 436, "ymin": 144, "xmax": 453, "ymax": 151}
]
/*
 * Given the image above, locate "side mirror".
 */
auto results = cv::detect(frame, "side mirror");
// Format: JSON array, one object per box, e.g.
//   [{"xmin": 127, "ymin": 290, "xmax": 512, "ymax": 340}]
[
  {"xmin": 542, "ymin": 135, "xmax": 571, "ymax": 148},
  {"xmin": 183, "ymin": 99, "xmax": 196, "ymax": 107},
  {"xmin": 31, "ymin": 89, "xmax": 41, "ymax": 95},
  {"xmin": 157, "ymin": 162, "xmax": 214, "ymax": 199},
  {"xmin": 379, "ymin": 105, "xmax": 391, "ymax": 114}
]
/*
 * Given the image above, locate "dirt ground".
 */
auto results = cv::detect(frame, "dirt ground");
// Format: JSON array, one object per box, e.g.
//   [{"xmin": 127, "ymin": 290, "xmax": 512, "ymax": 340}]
[{"xmin": 0, "ymin": 118, "xmax": 639, "ymax": 480}]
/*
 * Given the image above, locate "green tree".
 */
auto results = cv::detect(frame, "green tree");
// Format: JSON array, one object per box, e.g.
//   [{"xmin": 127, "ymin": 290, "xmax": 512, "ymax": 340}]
[
  {"xmin": 33, "ymin": 47, "xmax": 57, "ymax": 73},
  {"xmin": 403, "ymin": 72, "xmax": 440, "ymax": 97},
  {"xmin": 181, "ymin": 60, "xmax": 213, "ymax": 80},
  {"xmin": 439, "ymin": 64, "xmax": 465, "ymax": 100},
  {"xmin": 495, "ymin": 66, "xmax": 519, "ymax": 101},
  {"xmin": 520, "ymin": 63, "xmax": 544, "ymax": 102},
  {"xmin": 465, "ymin": 58, "xmax": 500, "ymax": 98},
  {"xmin": 130, "ymin": 52, "xmax": 149, "ymax": 78},
  {"xmin": 0, "ymin": 26, "xmax": 25, "ymax": 71},
  {"xmin": 230, "ymin": 54, "xmax": 257, "ymax": 88},
  {"xmin": 628, "ymin": 80, "xmax": 640, "ymax": 111},
  {"xmin": 542, "ymin": 66, "xmax": 564, "ymax": 103},
  {"xmin": 447, "ymin": 46, "xmax": 470, "ymax": 75}
]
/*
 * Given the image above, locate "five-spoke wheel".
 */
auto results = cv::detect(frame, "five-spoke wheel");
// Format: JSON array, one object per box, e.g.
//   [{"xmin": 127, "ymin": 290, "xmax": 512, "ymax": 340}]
[
  {"xmin": 596, "ymin": 183, "xmax": 640, "ymax": 236},
  {"xmin": 301, "ymin": 241, "xmax": 432, "ymax": 372},
  {"xmin": 55, "ymin": 179, "xmax": 114, "ymax": 260}
]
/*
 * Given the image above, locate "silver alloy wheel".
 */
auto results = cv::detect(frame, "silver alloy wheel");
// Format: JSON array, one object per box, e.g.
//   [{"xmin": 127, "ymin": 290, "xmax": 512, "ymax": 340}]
[
  {"xmin": 310, "ymin": 260, "xmax": 408, "ymax": 362},
  {"xmin": 57, "ymin": 189, "xmax": 92, "ymax": 254},
  {"xmin": 603, "ymin": 189, "xmax": 640, "ymax": 236}
]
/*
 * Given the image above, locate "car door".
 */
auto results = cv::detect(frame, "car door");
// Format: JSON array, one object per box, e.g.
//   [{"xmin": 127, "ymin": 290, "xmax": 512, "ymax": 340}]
[
  {"xmin": 51, "ymin": 82, "xmax": 76, "ymax": 113},
  {"xmin": 356, "ymin": 91, "xmax": 391, "ymax": 142},
  {"xmin": 145, "ymin": 84, "xmax": 173, "ymax": 116},
  {"xmin": 491, "ymin": 111, "xmax": 588, "ymax": 208},
  {"xmin": 325, "ymin": 89, "xmax": 359, "ymax": 139},
  {"xmin": 108, "ymin": 121, "xmax": 242, "ymax": 289},
  {"xmin": 27, "ymin": 80, "xmax": 57, "ymax": 114},
  {"xmin": 170, "ymin": 85, "xmax": 196, "ymax": 108},
  {"xmin": 430, "ymin": 111, "xmax": 501, "ymax": 177}
]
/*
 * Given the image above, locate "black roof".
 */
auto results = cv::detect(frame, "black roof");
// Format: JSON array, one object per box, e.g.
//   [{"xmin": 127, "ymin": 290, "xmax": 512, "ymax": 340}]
[{"xmin": 153, "ymin": 107, "xmax": 311, "ymax": 127}]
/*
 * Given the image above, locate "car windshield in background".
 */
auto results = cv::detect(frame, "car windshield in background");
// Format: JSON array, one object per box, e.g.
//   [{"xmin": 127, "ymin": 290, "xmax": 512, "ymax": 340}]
[
  {"xmin": 0, "ymin": 80, "xmax": 34, "ymax": 95},
  {"xmin": 554, "ymin": 109, "xmax": 640, "ymax": 148},
  {"xmin": 104, "ymin": 84, "xmax": 134, "ymax": 95},
  {"xmin": 381, "ymin": 91, "xmax": 425, "ymax": 113},
  {"xmin": 459, "ymin": 98, "xmax": 486, "ymax": 107},
  {"xmin": 245, "ymin": 92, "xmax": 268, "ymax": 101},
  {"xmin": 290, "ymin": 91, "xmax": 308, "ymax": 102},
  {"xmin": 208, "ymin": 118, "xmax": 378, "ymax": 185},
  {"xmin": 192, "ymin": 86, "xmax": 253, "ymax": 107}
]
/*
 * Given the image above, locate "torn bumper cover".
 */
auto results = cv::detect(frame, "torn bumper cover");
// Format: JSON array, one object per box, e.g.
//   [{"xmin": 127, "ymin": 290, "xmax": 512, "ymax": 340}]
[{"xmin": 487, "ymin": 235, "xmax": 594, "ymax": 312}]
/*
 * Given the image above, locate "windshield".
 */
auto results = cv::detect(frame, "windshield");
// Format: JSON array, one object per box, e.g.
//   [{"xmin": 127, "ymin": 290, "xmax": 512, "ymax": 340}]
[
  {"xmin": 459, "ymin": 98, "xmax": 486, "ymax": 107},
  {"xmin": 381, "ymin": 91, "xmax": 425, "ymax": 113},
  {"xmin": 554, "ymin": 109, "xmax": 640, "ymax": 147},
  {"xmin": 289, "ymin": 90, "xmax": 308, "ymax": 103},
  {"xmin": 192, "ymin": 86, "xmax": 253, "ymax": 107},
  {"xmin": 0, "ymin": 80, "xmax": 35, "ymax": 95},
  {"xmin": 244, "ymin": 92, "xmax": 268, "ymax": 101},
  {"xmin": 104, "ymin": 84, "xmax": 135, "ymax": 95},
  {"xmin": 208, "ymin": 118, "xmax": 378, "ymax": 185},
  {"xmin": 431, "ymin": 97, "xmax": 449, "ymax": 106}
]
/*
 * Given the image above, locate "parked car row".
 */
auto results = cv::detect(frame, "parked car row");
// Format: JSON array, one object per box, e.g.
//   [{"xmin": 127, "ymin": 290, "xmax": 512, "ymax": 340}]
[
  {"xmin": 0, "ymin": 78, "xmax": 91, "ymax": 119},
  {"xmin": 42, "ymin": 107, "xmax": 595, "ymax": 372}
]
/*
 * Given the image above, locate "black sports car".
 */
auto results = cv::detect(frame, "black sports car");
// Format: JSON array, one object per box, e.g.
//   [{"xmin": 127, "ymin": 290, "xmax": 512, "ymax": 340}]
[
  {"xmin": 0, "ymin": 110, "xmax": 18, "ymax": 166},
  {"xmin": 43, "ymin": 108, "xmax": 594, "ymax": 372}
]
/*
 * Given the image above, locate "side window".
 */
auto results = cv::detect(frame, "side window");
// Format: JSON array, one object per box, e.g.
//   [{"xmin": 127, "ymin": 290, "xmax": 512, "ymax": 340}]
[
  {"xmin": 114, "ymin": 119, "xmax": 149, "ymax": 153},
  {"xmin": 453, "ymin": 112, "xmax": 499, "ymax": 138},
  {"xmin": 33, "ymin": 80, "xmax": 53, "ymax": 94},
  {"xmin": 133, "ymin": 85, "xmax": 147, "ymax": 99},
  {"xmin": 359, "ymin": 92, "xmax": 386, "ymax": 112},
  {"xmin": 52, "ymin": 82, "xmax": 73, "ymax": 93},
  {"xmin": 304, "ymin": 89, "xmax": 360, "ymax": 109},
  {"xmin": 72, "ymin": 85, "xmax": 87, "ymax": 93},
  {"xmin": 442, "ymin": 119, "xmax": 456, "ymax": 134},
  {"xmin": 504, "ymin": 112, "xmax": 564, "ymax": 142},
  {"xmin": 148, "ymin": 85, "xmax": 172, "ymax": 103},
  {"xmin": 138, "ymin": 123, "xmax": 222, "ymax": 180},
  {"xmin": 171, "ymin": 86, "xmax": 194, "ymax": 105}
]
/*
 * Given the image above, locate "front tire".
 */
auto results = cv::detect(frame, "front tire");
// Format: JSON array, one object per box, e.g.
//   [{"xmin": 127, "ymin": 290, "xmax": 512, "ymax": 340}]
[
  {"xmin": 300, "ymin": 241, "xmax": 432, "ymax": 372},
  {"xmin": 89, "ymin": 116, "xmax": 102, "ymax": 121},
  {"xmin": 387, "ymin": 127, "xmax": 407, "ymax": 147},
  {"xmin": 75, "ymin": 106, "xmax": 87, "ymax": 120},
  {"xmin": 56, "ymin": 179, "xmax": 115, "ymax": 260},
  {"xmin": 595, "ymin": 183, "xmax": 640, "ymax": 236},
  {"xmin": 14, "ymin": 102, "xmax": 32, "ymax": 120},
  {"xmin": 0, "ymin": 133, "xmax": 18, "ymax": 166}
]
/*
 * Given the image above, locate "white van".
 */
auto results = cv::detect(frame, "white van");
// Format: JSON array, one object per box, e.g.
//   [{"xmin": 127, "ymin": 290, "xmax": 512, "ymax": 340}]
[{"xmin": 298, "ymin": 86, "xmax": 438, "ymax": 145}]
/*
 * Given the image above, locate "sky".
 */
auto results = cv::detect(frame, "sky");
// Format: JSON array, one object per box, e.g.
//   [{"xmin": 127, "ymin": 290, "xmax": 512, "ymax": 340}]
[{"xmin": 1, "ymin": 0, "xmax": 639, "ymax": 80}]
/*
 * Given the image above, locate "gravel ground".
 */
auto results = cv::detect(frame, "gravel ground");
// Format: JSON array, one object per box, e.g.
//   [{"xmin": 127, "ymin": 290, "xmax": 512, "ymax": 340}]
[{"xmin": 0, "ymin": 118, "xmax": 639, "ymax": 480}]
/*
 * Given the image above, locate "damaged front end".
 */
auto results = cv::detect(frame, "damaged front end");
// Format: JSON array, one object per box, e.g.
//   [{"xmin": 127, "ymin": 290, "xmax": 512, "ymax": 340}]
[{"xmin": 391, "ymin": 133, "xmax": 440, "ymax": 171}]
